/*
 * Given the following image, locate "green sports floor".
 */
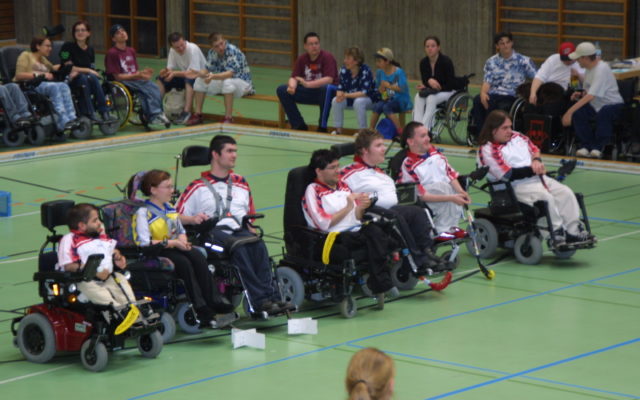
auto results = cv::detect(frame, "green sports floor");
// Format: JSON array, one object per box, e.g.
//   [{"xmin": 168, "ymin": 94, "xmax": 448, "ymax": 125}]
[{"xmin": 0, "ymin": 122, "xmax": 638, "ymax": 400}]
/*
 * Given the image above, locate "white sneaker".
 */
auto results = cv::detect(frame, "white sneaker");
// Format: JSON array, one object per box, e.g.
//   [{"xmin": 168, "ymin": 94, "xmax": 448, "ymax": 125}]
[
  {"xmin": 589, "ymin": 149, "xmax": 602, "ymax": 159},
  {"xmin": 330, "ymin": 130, "xmax": 338, "ymax": 135},
  {"xmin": 576, "ymin": 148, "xmax": 589, "ymax": 157},
  {"xmin": 151, "ymin": 113, "xmax": 171, "ymax": 126}
]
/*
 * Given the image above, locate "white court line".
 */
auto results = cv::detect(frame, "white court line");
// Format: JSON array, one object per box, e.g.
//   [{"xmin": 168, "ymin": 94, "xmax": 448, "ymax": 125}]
[
  {"xmin": 0, "ymin": 256, "xmax": 37, "ymax": 265},
  {"xmin": 4, "ymin": 211, "xmax": 40, "ymax": 219},
  {"xmin": 0, "ymin": 365, "xmax": 72, "ymax": 384}
]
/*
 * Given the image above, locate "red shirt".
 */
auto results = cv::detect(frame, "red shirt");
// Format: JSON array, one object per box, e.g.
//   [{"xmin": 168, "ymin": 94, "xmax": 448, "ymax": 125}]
[{"xmin": 292, "ymin": 50, "xmax": 338, "ymax": 85}]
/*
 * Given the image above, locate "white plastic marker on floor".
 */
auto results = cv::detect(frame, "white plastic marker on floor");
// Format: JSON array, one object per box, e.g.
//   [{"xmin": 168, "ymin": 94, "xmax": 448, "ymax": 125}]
[
  {"xmin": 231, "ymin": 328, "xmax": 265, "ymax": 350},
  {"xmin": 287, "ymin": 318, "xmax": 318, "ymax": 335}
]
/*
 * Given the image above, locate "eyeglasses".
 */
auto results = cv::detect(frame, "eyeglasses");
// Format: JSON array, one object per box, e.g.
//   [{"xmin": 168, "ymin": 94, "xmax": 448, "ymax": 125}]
[{"xmin": 75, "ymin": 28, "xmax": 88, "ymax": 32}]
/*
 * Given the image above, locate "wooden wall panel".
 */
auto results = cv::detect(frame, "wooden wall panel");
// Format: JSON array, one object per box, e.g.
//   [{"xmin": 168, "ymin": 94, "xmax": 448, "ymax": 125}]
[{"xmin": 297, "ymin": 0, "xmax": 495, "ymax": 83}]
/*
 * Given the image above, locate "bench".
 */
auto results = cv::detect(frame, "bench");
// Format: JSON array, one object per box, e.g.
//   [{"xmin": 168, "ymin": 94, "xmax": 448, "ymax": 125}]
[{"xmin": 241, "ymin": 94, "xmax": 286, "ymax": 128}]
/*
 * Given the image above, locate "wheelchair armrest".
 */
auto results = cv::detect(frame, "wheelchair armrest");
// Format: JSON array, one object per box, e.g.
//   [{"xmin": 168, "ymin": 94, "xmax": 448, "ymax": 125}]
[
  {"xmin": 33, "ymin": 270, "xmax": 84, "ymax": 283},
  {"xmin": 117, "ymin": 243, "xmax": 164, "ymax": 259},
  {"xmin": 242, "ymin": 214, "xmax": 265, "ymax": 237},
  {"xmin": 19, "ymin": 75, "xmax": 46, "ymax": 90}
]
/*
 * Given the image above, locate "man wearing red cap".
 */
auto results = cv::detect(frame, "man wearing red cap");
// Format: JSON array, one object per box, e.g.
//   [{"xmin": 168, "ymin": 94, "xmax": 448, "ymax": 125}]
[
  {"xmin": 561, "ymin": 42, "xmax": 623, "ymax": 159},
  {"xmin": 528, "ymin": 42, "xmax": 584, "ymax": 105}
]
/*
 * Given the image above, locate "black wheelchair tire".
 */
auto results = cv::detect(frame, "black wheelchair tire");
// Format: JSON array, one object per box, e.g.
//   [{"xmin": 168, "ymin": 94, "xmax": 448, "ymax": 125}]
[
  {"xmin": 80, "ymin": 339, "xmax": 108, "ymax": 372},
  {"xmin": 276, "ymin": 266, "xmax": 305, "ymax": 307},
  {"xmin": 390, "ymin": 261, "xmax": 418, "ymax": 291},
  {"xmin": 137, "ymin": 330, "xmax": 163, "ymax": 359},
  {"xmin": 16, "ymin": 313, "xmax": 57, "ymax": 363},
  {"xmin": 158, "ymin": 312, "xmax": 176, "ymax": 343},
  {"xmin": 466, "ymin": 218, "xmax": 498, "ymax": 259},
  {"xmin": 514, "ymin": 234, "xmax": 543, "ymax": 265},
  {"xmin": 2, "ymin": 129, "xmax": 26, "ymax": 147},
  {"xmin": 175, "ymin": 302, "xmax": 201, "ymax": 334}
]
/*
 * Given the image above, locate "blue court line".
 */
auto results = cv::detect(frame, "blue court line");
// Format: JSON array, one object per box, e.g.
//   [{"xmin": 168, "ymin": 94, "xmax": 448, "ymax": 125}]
[
  {"xmin": 589, "ymin": 282, "xmax": 640, "ymax": 292},
  {"xmin": 127, "ymin": 267, "xmax": 640, "ymax": 399},
  {"xmin": 424, "ymin": 337, "xmax": 640, "ymax": 400},
  {"xmin": 348, "ymin": 344, "xmax": 640, "ymax": 399}
]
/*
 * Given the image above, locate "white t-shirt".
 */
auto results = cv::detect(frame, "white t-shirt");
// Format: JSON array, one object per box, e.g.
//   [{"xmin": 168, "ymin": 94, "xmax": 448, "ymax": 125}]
[
  {"xmin": 584, "ymin": 61, "xmax": 623, "ymax": 111},
  {"xmin": 56, "ymin": 232, "xmax": 117, "ymax": 274},
  {"xmin": 167, "ymin": 41, "xmax": 206, "ymax": 72},
  {"xmin": 534, "ymin": 53, "xmax": 584, "ymax": 90}
]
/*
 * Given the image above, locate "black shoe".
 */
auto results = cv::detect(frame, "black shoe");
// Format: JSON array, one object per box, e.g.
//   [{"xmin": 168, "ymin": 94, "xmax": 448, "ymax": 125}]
[
  {"xmin": 195, "ymin": 306, "xmax": 214, "ymax": 328},
  {"xmin": 64, "ymin": 119, "xmax": 82, "ymax": 130},
  {"xmin": 317, "ymin": 127, "xmax": 327, "ymax": 133},
  {"xmin": 293, "ymin": 123, "xmax": 308, "ymax": 131},
  {"xmin": 211, "ymin": 296, "xmax": 236, "ymax": 314}
]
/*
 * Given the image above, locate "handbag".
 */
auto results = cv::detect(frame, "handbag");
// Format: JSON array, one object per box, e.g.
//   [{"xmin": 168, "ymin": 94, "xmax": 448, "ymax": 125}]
[{"xmin": 419, "ymin": 87, "xmax": 439, "ymax": 98}]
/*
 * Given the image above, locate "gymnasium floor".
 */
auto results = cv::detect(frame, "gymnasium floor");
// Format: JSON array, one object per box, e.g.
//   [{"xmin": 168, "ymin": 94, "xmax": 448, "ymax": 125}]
[{"xmin": 0, "ymin": 123, "xmax": 638, "ymax": 400}]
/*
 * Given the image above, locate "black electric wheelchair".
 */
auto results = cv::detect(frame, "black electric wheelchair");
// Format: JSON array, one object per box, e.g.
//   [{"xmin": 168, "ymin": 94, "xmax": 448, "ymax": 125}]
[
  {"xmin": 176, "ymin": 145, "xmax": 296, "ymax": 320},
  {"xmin": 468, "ymin": 160, "xmax": 596, "ymax": 265},
  {"xmin": 0, "ymin": 45, "xmax": 98, "ymax": 144},
  {"xmin": 100, "ymin": 187, "xmax": 207, "ymax": 342},
  {"xmin": 11, "ymin": 200, "xmax": 164, "ymax": 372},
  {"xmin": 0, "ymin": 82, "xmax": 36, "ymax": 147}
]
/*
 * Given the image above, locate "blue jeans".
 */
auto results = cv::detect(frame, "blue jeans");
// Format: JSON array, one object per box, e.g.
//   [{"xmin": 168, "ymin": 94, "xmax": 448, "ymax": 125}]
[
  {"xmin": 276, "ymin": 84, "xmax": 336, "ymax": 129},
  {"xmin": 0, "ymin": 83, "xmax": 31, "ymax": 123},
  {"xmin": 210, "ymin": 228, "xmax": 277, "ymax": 307},
  {"xmin": 471, "ymin": 94, "xmax": 516, "ymax": 133},
  {"xmin": 571, "ymin": 103, "xmax": 623, "ymax": 151},
  {"xmin": 122, "ymin": 79, "xmax": 163, "ymax": 119},
  {"xmin": 35, "ymin": 81, "xmax": 76, "ymax": 130},
  {"xmin": 372, "ymin": 97, "xmax": 404, "ymax": 115},
  {"xmin": 70, "ymin": 73, "xmax": 109, "ymax": 117}
]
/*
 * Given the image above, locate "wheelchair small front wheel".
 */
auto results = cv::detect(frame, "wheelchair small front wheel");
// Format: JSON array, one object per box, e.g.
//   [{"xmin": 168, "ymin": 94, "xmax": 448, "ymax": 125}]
[
  {"xmin": 175, "ymin": 302, "xmax": 201, "ymax": 334},
  {"xmin": 27, "ymin": 124, "xmax": 46, "ymax": 146},
  {"xmin": 514, "ymin": 234, "xmax": 543, "ymax": 265},
  {"xmin": 137, "ymin": 330, "xmax": 163, "ymax": 359},
  {"xmin": 390, "ymin": 261, "xmax": 418, "ymax": 291},
  {"xmin": 80, "ymin": 339, "xmax": 108, "ymax": 372},
  {"xmin": 339, "ymin": 295, "xmax": 358, "ymax": 318},
  {"xmin": 2, "ymin": 129, "xmax": 26, "ymax": 147},
  {"xmin": 70, "ymin": 116, "xmax": 93, "ymax": 139}
]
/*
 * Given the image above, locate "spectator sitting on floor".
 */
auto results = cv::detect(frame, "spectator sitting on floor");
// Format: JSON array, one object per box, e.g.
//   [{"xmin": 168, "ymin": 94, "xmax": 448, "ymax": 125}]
[{"xmin": 345, "ymin": 347, "xmax": 395, "ymax": 400}]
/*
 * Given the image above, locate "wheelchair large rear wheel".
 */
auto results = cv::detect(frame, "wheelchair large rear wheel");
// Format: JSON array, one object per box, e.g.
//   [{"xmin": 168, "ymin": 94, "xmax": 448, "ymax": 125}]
[
  {"xmin": 509, "ymin": 97, "xmax": 527, "ymax": 132},
  {"xmin": 104, "ymin": 81, "xmax": 132, "ymax": 129},
  {"xmin": 446, "ymin": 92, "xmax": 472, "ymax": 145},
  {"xmin": 390, "ymin": 262, "xmax": 418, "ymax": 291},
  {"xmin": 339, "ymin": 295, "xmax": 357, "ymax": 318},
  {"xmin": 2, "ymin": 129, "xmax": 25, "ymax": 147},
  {"xmin": 80, "ymin": 339, "xmax": 108, "ymax": 372},
  {"xmin": 175, "ymin": 302, "xmax": 201, "ymax": 334},
  {"xmin": 466, "ymin": 218, "xmax": 498, "ymax": 259},
  {"xmin": 16, "ymin": 313, "xmax": 57, "ymax": 363},
  {"xmin": 137, "ymin": 330, "xmax": 163, "ymax": 358},
  {"xmin": 514, "ymin": 234, "xmax": 543, "ymax": 265},
  {"xmin": 276, "ymin": 266, "xmax": 305, "ymax": 308}
]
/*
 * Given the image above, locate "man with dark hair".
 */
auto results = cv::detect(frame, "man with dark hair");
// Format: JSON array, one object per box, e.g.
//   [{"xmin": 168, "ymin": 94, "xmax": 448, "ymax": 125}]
[
  {"xmin": 340, "ymin": 129, "xmax": 443, "ymax": 272},
  {"xmin": 57, "ymin": 203, "xmax": 136, "ymax": 308},
  {"xmin": 177, "ymin": 135, "xmax": 290, "ymax": 314},
  {"xmin": 562, "ymin": 42, "xmax": 623, "ymax": 159},
  {"xmin": 471, "ymin": 32, "xmax": 536, "ymax": 136},
  {"xmin": 303, "ymin": 148, "xmax": 397, "ymax": 299},
  {"xmin": 157, "ymin": 32, "xmax": 207, "ymax": 124},
  {"xmin": 398, "ymin": 122, "xmax": 471, "ymax": 236},
  {"xmin": 189, "ymin": 33, "xmax": 254, "ymax": 126},
  {"xmin": 276, "ymin": 32, "xmax": 338, "ymax": 132},
  {"xmin": 105, "ymin": 24, "xmax": 170, "ymax": 125}
]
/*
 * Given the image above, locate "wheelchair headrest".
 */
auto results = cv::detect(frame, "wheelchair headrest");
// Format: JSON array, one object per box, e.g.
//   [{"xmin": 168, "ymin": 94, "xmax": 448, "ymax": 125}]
[
  {"xmin": 47, "ymin": 40, "xmax": 65, "ymax": 66},
  {"xmin": 0, "ymin": 46, "xmax": 27, "ymax": 83},
  {"xmin": 387, "ymin": 149, "xmax": 408, "ymax": 181},
  {"xmin": 41, "ymin": 200, "xmax": 75, "ymax": 231},
  {"xmin": 181, "ymin": 145, "xmax": 211, "ymax": 167},
  {"xmin": 126, "ymin": 171, "xmax": 148, "ymax": 201},
  {"xmin": 330, "ymin": 142, "xmax": 356, "ymax": 158},
  {"xmin": 283, "ymin": 166, "xmax": 315, "ymax": 231}
]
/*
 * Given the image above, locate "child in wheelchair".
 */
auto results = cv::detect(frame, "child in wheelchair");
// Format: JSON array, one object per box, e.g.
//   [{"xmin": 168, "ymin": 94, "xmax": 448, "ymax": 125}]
[
  {"xmin": 57, "ymin": 203, "xmax": 138, "ymax": 310},
  {"xmin": 477, "ymin": 110, "xmax": 596, "ymax": 246},
  {"xmin": 133, "ymin": 169, "xmax": 237, "ymax": 328}
]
